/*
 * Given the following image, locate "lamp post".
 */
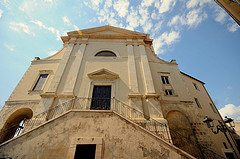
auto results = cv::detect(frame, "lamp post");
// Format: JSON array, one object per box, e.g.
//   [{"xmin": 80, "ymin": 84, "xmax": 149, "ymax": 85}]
[{"xmin": 203, "ymin": 116, "xmax": 238, "ymax": 158}]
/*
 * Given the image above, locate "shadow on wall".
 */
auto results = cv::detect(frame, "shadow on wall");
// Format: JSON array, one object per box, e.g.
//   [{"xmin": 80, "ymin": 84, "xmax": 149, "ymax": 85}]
[{"xmin": 166, "ymin": 110, "xmax": 201, "ymax": 158}]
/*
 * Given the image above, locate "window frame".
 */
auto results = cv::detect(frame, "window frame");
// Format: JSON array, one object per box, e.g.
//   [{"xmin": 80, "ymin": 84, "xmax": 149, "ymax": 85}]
[
  {"xmin": 193, "ymin": 83, "xmax": 199, "ymax": 90},
  {"xmin": 194, "ymin": 98, "xmax": 201, "ymax": 108},
  {"xmin": 68, "ymin": 137, "xmax": 103, "ymax": 159},
  {"xmin": 210, "ymin": 103, "xmax": 217, "ymax": 113},
  {"xmin": 165, "ymin": 89, "xmax": 174, "ymax": 96},
  {"xmin": 161, "ymin": 76, "xmax": 170, "ymax": 84},
  {"xmin": 29, "ymin": 70, "xmax": 51, "ymax": 92},
  {"xmin": 95, "ymin": 50, "xmax": 117, "ymax": 57},
  {"xmin": 32, "ymin": 74, "xmax": 48, "ymax": 91}
]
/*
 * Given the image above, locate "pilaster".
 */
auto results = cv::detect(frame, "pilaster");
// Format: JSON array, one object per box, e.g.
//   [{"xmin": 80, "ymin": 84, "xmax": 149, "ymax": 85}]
[
  {"xmin": 63, "ymin": 38, "xmax": 88, "ymax": 95},
  {"xmin": 46, "ymin": 38, "xmax": 76, "ymax": 94},
  {"xmin": 138, "ymin": 40, "xmax": 156, "ymax": 94},
  {"xmin": 126, "ymin": 39, "xmax": 139, "ymax": 94}
]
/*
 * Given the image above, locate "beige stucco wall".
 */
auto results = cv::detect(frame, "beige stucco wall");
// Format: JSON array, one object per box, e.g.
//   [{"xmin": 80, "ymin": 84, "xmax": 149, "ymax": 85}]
[
  {"xmin": 235, "ymin": 122, "xmax": 240, "ymax": 136},
  {"xmin": 0, "ymin": 111, "xmax": 194, "ymax": 159},
  {"xmin": 181, "ymin": 73, "xmax": 240, "ymax": 157}
]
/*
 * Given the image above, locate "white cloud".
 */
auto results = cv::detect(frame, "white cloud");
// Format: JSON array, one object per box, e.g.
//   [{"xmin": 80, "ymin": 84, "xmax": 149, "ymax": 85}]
[
  {"xmin": 91, "ymin": 0, "xmax": 103, "ymax": 10},
  {"xmin": 186, "ymin": 0, "xmax": 212, "ymax": 9},
  {"xmin": 62, "ymin": 16, "xmax": 71, "ymax": 26},
  {"xmin": 214, "ymin": 8, "xmax": 227, "ymax": 24},
  {"xmin": 138, "ymin": 6, "xmax": 153, "ymax": 32},
  {"xmin": 105, "ymin": 0, "xmax": 112, "ymax": 8},
  {"xmin": 9, "ymin": 22, "xmax": 35, "ymax": 36},
  {"xmin": 168, "ymin": 9, "xmax": 207, "ymax": 28},
  {"xmin": 44, "ymin": 0, "xmax": 53, "ymax": 2},
  {"xmin": 139, "ymin": 6, "xmax": 149, "ymax": 26},
  {"xmin": 47, "ymin": 50, "xmax": 58, "ymax": 56},
  {"xmin": 151, "ymin": 21, "xmax": 163, "ymax": 37},
  {"xmin": 186, "ymin": 9, "xmax": 208, "ymax": 28},
  {"xmin": 227, "ymin": 22, "xmax": 240, "ymax": 32},
  {"xmin": 89, "ymin": 17, "xmax": 97, "ymax": 23},
  {"xmin": 168, "ymin": 15, "xmax": 184, "ymax": 27},
  {"xmin": 84, "ymin": 0, "xmax": 104, "ymax": 10},
  {"xmin": 141, "ymin": 0, "xmax": 155, "ymax": 7},
  {"xmin": 19, "ymin": 0, "xmax": 54, "ymax": 15},
  {"xmin": 113, "ymin": 0, "xmax": 129, "ymax": 18},
  {"xmin": 154, "ymin": 0, "xmax": 176, "ymax": 14},
  {"xmin": 186, "ymin": 0, "xmax": 199, "ymax": 9},
  {"xmin": 153, "ymin": 31, "xmax": 180, "ymax": 54},
  {"xmin": 97, "ymin": 0, "xmax": 122, "ymax": 28},
  {"xmin": 142, "ymin": 21, "xmax": 153, "ymax": 33},
  {"xmin": 151, "ymin": 10, "xmax": 161, "ymax": 20},
  {"xmin": 126, "ymin": 8, "xmax": 140, "ymax": 30},
  {"xmin": 31, "ymin": 20, "xmax": 61, "ymax": 40},
  {"xmin": 1, "ymin": 0, "xmax": 10, "ymax": 9},
  {"xmin": 0, "ymin": 9, "xmax": 3, "ymax": 18},
  {"xmin": 4, "ymin": 44, "xmax": 14, "ymax": 51},
  {"xmin": 219, "ymin": 104, "xmax": 240, "ymax": 122}
]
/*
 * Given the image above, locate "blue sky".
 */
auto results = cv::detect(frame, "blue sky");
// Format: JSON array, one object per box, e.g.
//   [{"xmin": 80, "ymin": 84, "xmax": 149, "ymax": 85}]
[{"xmin": 0, "ymin": 0, "xmax": 240, "ymax": 121}]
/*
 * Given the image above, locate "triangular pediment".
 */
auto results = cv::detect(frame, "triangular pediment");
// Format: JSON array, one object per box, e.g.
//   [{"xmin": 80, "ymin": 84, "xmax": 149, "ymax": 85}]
[
  {"xmin": 68, "ymin": 25, "xmax": 147, "ymax": 36},
  {"xmin": 88, "ymin": 68, "xmax": 119, "ymax": 79}
]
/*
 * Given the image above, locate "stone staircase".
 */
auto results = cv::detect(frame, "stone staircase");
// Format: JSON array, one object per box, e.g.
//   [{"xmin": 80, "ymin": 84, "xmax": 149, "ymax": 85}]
[{"xmin": 0, "ymin": 97, "xmax": 225, "ymax": 159}]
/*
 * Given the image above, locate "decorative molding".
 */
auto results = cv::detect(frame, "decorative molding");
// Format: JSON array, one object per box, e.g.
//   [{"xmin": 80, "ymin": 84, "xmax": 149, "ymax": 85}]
[
  {"xmin": 40, "ymin": 92, "xmax": 57, "ymax": 98},
  {"xmin": 126, "ymin": 41, "xmax": 134, "ymax": 46},
  {"xmin": 31, "ymin": 59, "xmax": 61, "ymax": 64},
  {"xmin": 88, "ymin": 68, "xmax": 119, "ymax": 79},
  {"xmin": 158, "ymin": 72, "xmax": 170, "ymax": 74},
  {"xmin": 128, "ymin": 93, "xmax": 143, "ymax": 98},
  {"xmin": 5, "ymin": 100, "xmax": 40, "ymax": 105},
  {"xmin": 58, "ymin": 93, "xmax": 75, "ymax": 98},
  {"xmin": 144, "ymin": 94, "xmax": 160, "ymax": 99}
]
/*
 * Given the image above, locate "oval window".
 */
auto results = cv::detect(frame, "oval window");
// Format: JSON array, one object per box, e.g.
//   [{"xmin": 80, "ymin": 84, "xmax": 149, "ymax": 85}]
[{"xmin": 95, "ymin": 51, "xmax": 116, "ymax": 57}]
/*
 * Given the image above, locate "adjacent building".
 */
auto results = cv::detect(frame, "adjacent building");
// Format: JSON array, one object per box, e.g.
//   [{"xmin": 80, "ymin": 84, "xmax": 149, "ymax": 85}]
[
  {"xmin": 215, "ymin": 0, "xmax": 240, "ymax": 25},
  {"xmin": 0, "ymin": 25, "xmax": 239, "ymax": 159}
]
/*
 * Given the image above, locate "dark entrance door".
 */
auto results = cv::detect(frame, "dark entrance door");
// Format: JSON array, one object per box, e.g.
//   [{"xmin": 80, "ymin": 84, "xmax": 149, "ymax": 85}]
[
  {"xmin": 74, "ymin": 144, "xmax": 96, "ymax": 159},
  {"xmin": 91, "ymin": 86, "xmax": 111, "ymax": 110}
]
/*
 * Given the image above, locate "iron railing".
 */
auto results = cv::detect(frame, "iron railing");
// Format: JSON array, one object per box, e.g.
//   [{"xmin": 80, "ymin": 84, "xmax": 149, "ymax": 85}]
[{"xmin": 0, "ymin": 97, "xmax": 225, "ymax": 159}]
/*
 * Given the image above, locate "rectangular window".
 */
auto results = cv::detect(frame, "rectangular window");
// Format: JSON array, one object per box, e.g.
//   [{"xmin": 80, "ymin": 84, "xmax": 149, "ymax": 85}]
[
  {"xmin": 210, "ymin": 103, "xmax": 216, "ymax": 113},
  {"xmin": 74, "ymin": 144, "xmax": 96, "ymax": 159},
  {"xmin": 223, "ymin": 142, "xmax": 228, "ymax": 149},
  {"xmin": 193, "ymin": 83, "xmax": 199, "ymax": 90},
  {"xmin": 165, "ymin": 89, "xmax": 174, "ymax": 95},
  {"xmin": 32, "ymin": 74, "xmax": 48, "ymax": 91},
  {"xmin": 194, "ymin": 98, "xmax": 201, "ymax": 108},
  {"xmin": 161, "ymin": 76, "xmax": 170, "ymax": 84}
]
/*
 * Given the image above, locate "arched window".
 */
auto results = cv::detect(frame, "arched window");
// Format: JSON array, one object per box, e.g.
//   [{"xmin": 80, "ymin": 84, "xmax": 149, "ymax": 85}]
[
  {"xmin": 95, "ymin": 51, "xmax": 116, "ymax": 57},
  {"xmin": 0, "ymin": 108, "xmax": 33, "ymax": 143}
]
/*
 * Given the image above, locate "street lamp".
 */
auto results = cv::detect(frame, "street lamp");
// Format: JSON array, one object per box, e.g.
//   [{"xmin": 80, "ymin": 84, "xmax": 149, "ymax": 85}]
[{"xmin": 203, "ymin": 116, "xmax": 237, "ymax": 158}]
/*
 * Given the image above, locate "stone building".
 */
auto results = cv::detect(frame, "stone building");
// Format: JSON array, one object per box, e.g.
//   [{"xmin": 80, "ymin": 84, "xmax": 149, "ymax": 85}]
[{"xmin": 0, "ymin": 25, "xmax": 239, "ymax": 159}]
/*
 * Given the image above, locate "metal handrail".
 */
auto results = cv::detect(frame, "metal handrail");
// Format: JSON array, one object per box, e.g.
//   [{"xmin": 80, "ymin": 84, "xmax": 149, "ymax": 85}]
[{"xmin": 0, "ymin": 97, "xmax": 225, "ymax": 159}]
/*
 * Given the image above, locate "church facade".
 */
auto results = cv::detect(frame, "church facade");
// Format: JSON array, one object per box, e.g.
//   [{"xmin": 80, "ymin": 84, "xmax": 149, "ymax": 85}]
[{"xmin": 0, "ymin": 26, "xmax": 239, "ymax": 159}]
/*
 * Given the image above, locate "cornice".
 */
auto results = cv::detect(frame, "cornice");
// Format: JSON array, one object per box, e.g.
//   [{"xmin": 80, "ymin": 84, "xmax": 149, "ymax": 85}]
[
  {"xmin": 5, "ymin": 100, "xmax": 40, "ymax": 105},
  {"xmin": 62, "ymin": 34, "xmax": 151, "ymax": 44},
  {"xmin": 128, "ymin": 93, "xmax": 143, "ymax": 98},
  {"xmin": 31, "ymin": 59, "xmax": 61, "ymax": 64}
]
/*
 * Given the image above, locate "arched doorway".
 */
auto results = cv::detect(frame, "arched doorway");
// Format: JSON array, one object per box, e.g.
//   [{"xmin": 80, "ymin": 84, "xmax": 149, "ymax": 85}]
[
  {"xmin": 0, "ymin": 108, "xmax": 33, "ymax": 143},
  {"xmin": 166, "ymin": 111, "xmax": 202, "ymax": 158}
]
